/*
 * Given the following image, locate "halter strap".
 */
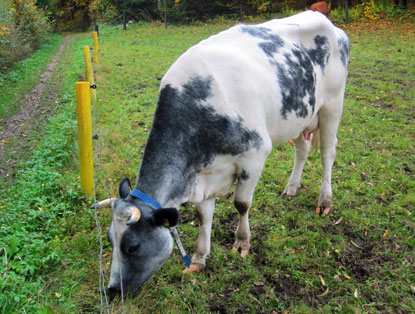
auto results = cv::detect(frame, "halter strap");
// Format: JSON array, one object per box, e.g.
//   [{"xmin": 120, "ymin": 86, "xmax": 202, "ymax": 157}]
[
  {"xmin": 130, "ymin": 189, "xmax": 162, "ymax": 208},
  {"xmin": 129, "ymin": 188, "xmax": 191, "ymax": 268}
]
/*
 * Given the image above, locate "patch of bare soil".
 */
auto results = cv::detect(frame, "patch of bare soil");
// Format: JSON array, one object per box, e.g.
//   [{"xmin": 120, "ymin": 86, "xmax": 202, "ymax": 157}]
[{"xmin": 0, "ymin": 36, "xmax": 71, "ymax": 179}]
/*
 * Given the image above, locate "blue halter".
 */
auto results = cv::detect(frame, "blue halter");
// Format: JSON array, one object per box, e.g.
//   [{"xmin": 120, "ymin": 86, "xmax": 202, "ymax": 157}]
[
  {"xmin": 130, "ymin": 189, "xmax": 162, "ymax": 209},
  {"xmin": 130, "ymin": 188, "xmax": 191, "ymax": 268}
]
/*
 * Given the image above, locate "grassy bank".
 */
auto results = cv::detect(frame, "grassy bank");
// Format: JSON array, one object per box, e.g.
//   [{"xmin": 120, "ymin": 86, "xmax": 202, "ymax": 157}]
[
  {"xmin": 1, "ymin": 18, "xmax": 415, "ymax": 313},
  {"xmin": 0, "ymin": 32, "xmax": 98, "ymax": 313},
  {"xmin": 0, "ymin": 34, "xmax": 63, "ymax": 119}
]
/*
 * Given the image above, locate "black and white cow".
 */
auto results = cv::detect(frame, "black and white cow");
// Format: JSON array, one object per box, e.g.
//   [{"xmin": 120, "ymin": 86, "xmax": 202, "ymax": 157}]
[{"xmin": 95, "ymin": 11, "xmax": 349, "ymax": 298}]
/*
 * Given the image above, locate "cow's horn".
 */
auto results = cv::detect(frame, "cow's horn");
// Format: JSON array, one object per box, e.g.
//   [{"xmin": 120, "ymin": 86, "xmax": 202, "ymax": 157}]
[
  {"xmin": 126, "ymin": 207, "xmax": 141, "ymax": 225},
  {"xmin": 90, "ymin": 198, "xmax": 114, "ymax": 209}
]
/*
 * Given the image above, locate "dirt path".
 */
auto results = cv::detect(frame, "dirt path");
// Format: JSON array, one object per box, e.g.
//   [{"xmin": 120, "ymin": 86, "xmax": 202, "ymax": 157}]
[{"xmin": 0, "ymin": 36, "xmax": 71, "ymax": 179}]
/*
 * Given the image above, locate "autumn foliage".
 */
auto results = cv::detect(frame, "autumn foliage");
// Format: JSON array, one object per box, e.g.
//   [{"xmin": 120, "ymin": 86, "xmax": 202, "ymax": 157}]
[{"xmin": 0, "ymin": 0, "xmax": 51, "ymax": 72}]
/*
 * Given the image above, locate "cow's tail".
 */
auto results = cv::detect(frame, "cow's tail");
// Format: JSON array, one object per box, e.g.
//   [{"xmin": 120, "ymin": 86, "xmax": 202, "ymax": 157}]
[{"xmin": 311, "ymin": 128, "xmax": 320, "ymax": 156}]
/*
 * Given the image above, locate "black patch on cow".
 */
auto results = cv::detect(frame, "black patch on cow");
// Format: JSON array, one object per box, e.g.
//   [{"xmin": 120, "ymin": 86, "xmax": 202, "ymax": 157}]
[
  {"xmin": 137, "ymin": 76, "xmax": 262, "ymax": 202},
  {"xmin": 240, "ymin": 27, "xmax": 329, "ymax": 120},
  {"xmin": 306, "ymin": 35, "xmax": 330, "ymax": 70},
  {"xmin": 277, "ymin": 47, "xmax": 316, "ymax": 119},
  {"xmin": 240, "ymin": 26, "xmax": 284, "ymax": 58},
  {"xmin": 239, "ymin": 169, "xmax": 250, "ymax": 181},
  {"xmin": 338, "ymin": 37, "xmax": 350, "ymax": 67}
]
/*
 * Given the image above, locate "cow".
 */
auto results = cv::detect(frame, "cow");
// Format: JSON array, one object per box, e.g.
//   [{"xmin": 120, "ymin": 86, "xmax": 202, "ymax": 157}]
[
  {"xmin": 310, "ymin": 1, "xmax": 330, "ymax": 17},
  {"xmin": 94, "ymin": 11, "xmax": 350, "ymax": 298}
]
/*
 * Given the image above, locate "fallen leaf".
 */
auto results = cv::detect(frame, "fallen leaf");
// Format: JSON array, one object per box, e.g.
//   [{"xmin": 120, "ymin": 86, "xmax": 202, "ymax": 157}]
[
  {"xmin": 251, "ymin": 295, "xmax": 261, "ymax": 304},
  {"xmin": 319, "ymin": 275, "xmax": 326, "ymax": 286},
  {"xmin": 354, "ymin": 289, "xmax": 359, "ymax": 298},
  {"xmin": 351, "ymin": 240, "xmax": 362, "ymax": 249},
  {"xmin": 55, "ymin": 292, "xmax": 61, "ymax": 298},
  {"xmin": 317, "ymin": 287, "xmax": 329, "ymax": 297},
  {"xmin": 191, "ymin": 279, "xmax": 197, "ymax": 286},
  {"xmin": 253, "ymin": 281, "xmax": 264, "ymax": 287},
  {"xmin": 334, "ymin": 216, "xmax": 343, "ymax": 225}
]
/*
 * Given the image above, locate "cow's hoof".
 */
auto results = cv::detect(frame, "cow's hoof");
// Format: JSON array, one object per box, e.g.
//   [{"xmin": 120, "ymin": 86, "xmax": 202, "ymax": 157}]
[
  {"xmin": 282, "ymin": 183, "xmax": 301, "ymax": 197},
  {"xmin": 183, "ymin": 262, "xmax": 205, "ymax": 274},
  {"xmin": 282, "ymin": 191, "xmax": 295, "ymax": 198},
  {"xmin": 316, "ymin": 206, "xmax": 333, "ymax": 216},
  {"xmin": 240, "ymin": 249, "xmax": 249, "ymax": 258},
  {"xmin": 231, "ymin": 246, "xmax": 250, "ymax": 258}
]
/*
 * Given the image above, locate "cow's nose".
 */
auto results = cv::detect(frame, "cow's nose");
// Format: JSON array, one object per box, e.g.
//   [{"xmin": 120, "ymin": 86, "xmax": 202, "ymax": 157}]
[{"xmin": 107, "ymin": 285, "xmax": 120, "ymax": 300}]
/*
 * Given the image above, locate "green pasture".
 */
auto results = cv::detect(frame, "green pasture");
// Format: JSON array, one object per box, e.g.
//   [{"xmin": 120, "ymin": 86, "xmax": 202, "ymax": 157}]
[{"xmin": 1, "ymin": 18, "xmax": 414, "ymax": 313}]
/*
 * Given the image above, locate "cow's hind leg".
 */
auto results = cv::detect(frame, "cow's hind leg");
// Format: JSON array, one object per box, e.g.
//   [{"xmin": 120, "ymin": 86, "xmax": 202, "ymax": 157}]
[
  {"xmin": 183, "ymin": 198, "xmax": 215, "ymax": 273},
  {"xmin": 283, "ymin": 134, "xmax": 312, "ymax": 197},
  {"xmin": 316, "ymin": 103, "xmax": 342, "ymax": 216},
  {"xmin": 232, "ymin": 146, "xmax": 270, "ymax": 257}
]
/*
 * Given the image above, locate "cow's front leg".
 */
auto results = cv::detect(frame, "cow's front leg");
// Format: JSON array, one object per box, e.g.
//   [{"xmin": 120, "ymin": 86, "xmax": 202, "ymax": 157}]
[
  {"xmin": 283, "ymin": 134, "xmax": 312, "ymax": 196},
  {"xmin": 183, "ymin": 198, "xmax": 215, "ymax": 274}
]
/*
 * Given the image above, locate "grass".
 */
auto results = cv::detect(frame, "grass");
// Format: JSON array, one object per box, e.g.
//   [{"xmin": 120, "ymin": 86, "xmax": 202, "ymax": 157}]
[
  {"xmin": 0, "ymin": 32, "xmax": 100, "ymax": 313},
  {"xmin": 0, "ymin": 34, "xmax": 63, "ymax": 119},
  {"xmin": 1, "ymin": 17, "xmax": 415, "ymax": 313}
]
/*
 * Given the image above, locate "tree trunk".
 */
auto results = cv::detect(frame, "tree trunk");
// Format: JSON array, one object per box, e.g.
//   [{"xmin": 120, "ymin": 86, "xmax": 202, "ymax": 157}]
[
  {"xmin": 240, "ymin": 2, "xmax": 243, "ymax": 23},
  {"xmin": 123, "ymin": 11, "xmax": 126, "ymax": 30}
]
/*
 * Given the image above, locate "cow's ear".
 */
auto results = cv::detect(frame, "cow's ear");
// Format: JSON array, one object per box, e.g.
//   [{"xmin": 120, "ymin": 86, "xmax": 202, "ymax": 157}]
[
  {"xmin": 153, "ymin": 208, "xmax": 179, "ymax": 227},
  {"xmin": 119, "ymin": 178, "xmax": 132, "ymax": 199}
]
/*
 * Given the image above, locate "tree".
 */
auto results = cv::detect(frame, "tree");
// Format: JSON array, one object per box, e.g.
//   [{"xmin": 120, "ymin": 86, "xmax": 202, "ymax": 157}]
[{"xmin": 108, "ymin": 0, "xmax": 158, "ymax": 22}]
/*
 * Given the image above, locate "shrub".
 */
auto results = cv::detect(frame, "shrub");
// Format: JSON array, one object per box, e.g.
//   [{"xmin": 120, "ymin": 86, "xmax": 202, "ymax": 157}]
[{"xmin": 0, "ymin": 0, "xmax": 51, "ymax": 73}]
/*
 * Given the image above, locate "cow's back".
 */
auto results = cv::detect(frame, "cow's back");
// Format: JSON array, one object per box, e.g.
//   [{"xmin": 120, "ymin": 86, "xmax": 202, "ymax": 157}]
[{"xmin": 160, "ymin": 11, "xmax": 349, "ymax": 144}]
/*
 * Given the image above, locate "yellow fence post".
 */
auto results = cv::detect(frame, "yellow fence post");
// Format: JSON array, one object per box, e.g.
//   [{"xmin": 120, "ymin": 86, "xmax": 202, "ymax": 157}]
[
  {"xmin": 93, "ymin": 31, "xmax": 99, "ymax": 64},
  {"xmin": 76, "ymin": 82, "xmax": 94, "ymax": 196},
  {"xmin": 83, "ymin": 46, "xmax": 95, "ymax": 85},
  {"xmin": 82, "ymin": 46, "xmax": 96, "ymax": 101}
]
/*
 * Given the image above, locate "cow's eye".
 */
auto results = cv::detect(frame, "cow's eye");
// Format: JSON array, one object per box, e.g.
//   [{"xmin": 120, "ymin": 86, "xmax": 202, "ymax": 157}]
[{"xmin": 127, "ymin": 244, "xmax": 140, "ymax": 254}]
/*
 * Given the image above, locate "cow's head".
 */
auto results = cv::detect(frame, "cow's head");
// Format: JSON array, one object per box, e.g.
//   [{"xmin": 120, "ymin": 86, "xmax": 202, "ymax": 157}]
[{"xmin": 95, "ymin": 178, "xmax": 178, "ymax": 299}]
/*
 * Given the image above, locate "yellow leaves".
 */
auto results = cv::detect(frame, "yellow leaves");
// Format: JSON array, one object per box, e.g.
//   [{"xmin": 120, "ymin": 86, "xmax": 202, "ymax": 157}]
[{"xmin": 319, "ymin": 275, "xmax": 326, "ymax": 287}]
